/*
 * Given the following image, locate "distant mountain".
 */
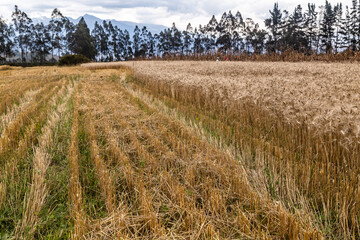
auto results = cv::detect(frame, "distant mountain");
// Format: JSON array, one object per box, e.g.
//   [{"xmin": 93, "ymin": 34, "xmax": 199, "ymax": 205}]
[{"xmin": 32, "ymin": 14, "xmax": 168, "ymax": 34}]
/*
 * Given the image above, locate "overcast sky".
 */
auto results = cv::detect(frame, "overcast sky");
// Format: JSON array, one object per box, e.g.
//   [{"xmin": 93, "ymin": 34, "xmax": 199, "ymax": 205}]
[{"xmin": 0, "ymin": 0, "xmax": 353, "ymax": 29}]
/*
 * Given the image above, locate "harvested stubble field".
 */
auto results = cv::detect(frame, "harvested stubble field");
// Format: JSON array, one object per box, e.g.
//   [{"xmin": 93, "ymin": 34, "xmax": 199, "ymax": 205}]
[{"xmin": 0, "ymin": 61, "xmax": 358, "ymax": 239}]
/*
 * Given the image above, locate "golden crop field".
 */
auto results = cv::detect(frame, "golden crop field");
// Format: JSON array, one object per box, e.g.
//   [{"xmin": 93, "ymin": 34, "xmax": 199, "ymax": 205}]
[{"xmin": 0, "ymin": 61, "xmax": 359, "ymax": 239}]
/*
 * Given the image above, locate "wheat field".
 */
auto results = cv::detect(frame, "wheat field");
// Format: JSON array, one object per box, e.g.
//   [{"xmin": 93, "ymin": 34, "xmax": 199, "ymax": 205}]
[{"xmin": 0, "ymin": 62, "xmax": 359, "ymax": 239}]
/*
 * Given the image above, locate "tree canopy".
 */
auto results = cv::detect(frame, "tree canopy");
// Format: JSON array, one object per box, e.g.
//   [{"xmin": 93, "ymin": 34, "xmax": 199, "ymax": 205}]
[{"xmin": 68, "ymin": 17, "xmax": 97, "ymax": 60}]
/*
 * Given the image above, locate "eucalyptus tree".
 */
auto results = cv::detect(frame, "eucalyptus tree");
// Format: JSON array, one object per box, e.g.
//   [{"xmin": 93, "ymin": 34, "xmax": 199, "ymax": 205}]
[
  {"xmin": 49, "ymin": 8, "xmax": 68, "ymax": 59},
  {"xmin": 304, "ymin": 3, "xmax": 318, "ymax": 53},
  {"xmin": 320, "ymin": 0, "xmax": 336, "ymax": 53},
  {"xmin": 12, "ymin": 5, "xmax": 33, "ymax": 62},
  {"xmin": 0, "ymin": 17, "xmax": 14, "ymax": 62},
  {"xmin": 265, "ymin": 3, "xmax": 283, "ymax": 53}
]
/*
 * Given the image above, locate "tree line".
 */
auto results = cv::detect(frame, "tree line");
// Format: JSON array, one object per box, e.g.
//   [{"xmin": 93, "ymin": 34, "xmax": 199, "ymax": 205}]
[{"xmin": 1, "ymin": 1, "xmax": 360, "ymax": 63}]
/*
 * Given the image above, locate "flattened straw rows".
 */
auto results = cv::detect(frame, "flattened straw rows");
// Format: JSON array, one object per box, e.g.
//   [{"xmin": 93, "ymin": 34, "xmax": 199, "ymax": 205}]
[
  {"xmin": 80, "ymin": 82, "xmax": 165, "ymax": 237},
  {"xmin": 82, "ymin": 79, "xmax": 321, "ymax": 238},
  {"xmin": 98, "ymin": 119, "xmax": 135, "ymax": 195},
  {"xmin": 69, "ymin": 91, "xmax": 87, "ymax": 239},
  {"xmin": 0, "ymin": 82, "xmax": 63, "ymax": 156},
  {"xmin": 0, "ymin": 122, "xmax": 37, "ymax": 207},
  {"xmin": 123, "ymin": 80, "xmax": 323, "ymax": 238},
  {"xmin": 0, "ymin": 88, "xmax": 40, "ymax": 134},
  {"xmin": 16, "ymin": 84, "xmax": 74, "ymax": 237},
  {"xmin": 0, "ymin": 81, "xmax": 66, "ymax": 209},
  {"xmin": 86, "ymin": 117, "xmax": 116, "ymax": 212},
  {"xmin": 0, "ymin": 75, "xmax": 59, "ymax": 115}
]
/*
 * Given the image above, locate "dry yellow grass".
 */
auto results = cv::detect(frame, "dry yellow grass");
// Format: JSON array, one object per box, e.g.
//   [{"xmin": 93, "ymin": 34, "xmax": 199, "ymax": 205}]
[{"xmin": 0, "ymin": 65, "xmax": 10, "ymax": 71}]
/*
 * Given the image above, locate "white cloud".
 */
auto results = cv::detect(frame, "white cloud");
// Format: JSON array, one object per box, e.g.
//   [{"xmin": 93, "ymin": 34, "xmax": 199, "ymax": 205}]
[{"xmin": 0, "ymin": 0, "xmax": 353, "ymax": 29}]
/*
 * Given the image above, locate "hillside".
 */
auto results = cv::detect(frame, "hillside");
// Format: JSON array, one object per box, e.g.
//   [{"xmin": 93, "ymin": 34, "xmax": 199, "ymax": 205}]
[{"xmin": 33, "ymin": 13, "xmax": 167, "ymax": 34}]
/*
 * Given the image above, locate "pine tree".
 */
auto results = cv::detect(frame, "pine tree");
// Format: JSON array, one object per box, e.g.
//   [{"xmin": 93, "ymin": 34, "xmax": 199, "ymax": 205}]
[
  {"xmin": 92, "ymin": 21, "xmax": 104, "ymax": 60},
  {"xmin": 115, "ymin": 28, "xmax": 125, "ymax": 60},
  {"xmin": 235, "ymin": 11, "xmax": 244, "ymax": 27},
  {"xmin": 245, "ymin": 18, "xmax": 266, "ymax": 54},
  {"xmin": 218, "ymin": 12, "xmax": 228, "ymax": 34},
  {"xmin": 234, "ymin": 11, "xmax": 245, "ymax": 53},
  {"xmin": 157, "ymin": 28, "xmax": 171, "ymax": 56},
  {"xmin": 62, "ymin": 18, "xmax": 74, "ymax": 55},
  {"xmin": 216, "ymin": 12, "xmax": 232, "ymax": 54},
  {"xmin": 216, "ymin": 32, "xmax": 231, "ymax": 53},
  {"xmin": 102, "ymin": 20, "xmax": 112, "ymax": 61},
  {"xmin": 225, "ymin": 11, "xmax": 236, "ymax": 35},
  {"xmin": 109, "ymin": 24, "xmax": 121, "ymax": 61},
  {"xmin": 101, "ymin": 20, "xmax": 112, "ymax": 62},
  {"xmin": 68, "ymin": 17, "xmax": 96, "ymax": 59},
  {"xmin": 193, "ymin": 26, "xmax": 204, "ymax": 55},
  {"xmin": 204, "ymin": 16, "xmax": 218, "ymax": 53},
  {"xmin": 207, "ymin": 15, "xmax": 218, "ymax": 34}
]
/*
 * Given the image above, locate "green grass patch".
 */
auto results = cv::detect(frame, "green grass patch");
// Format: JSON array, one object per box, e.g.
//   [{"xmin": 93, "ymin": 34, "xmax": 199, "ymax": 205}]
[
  {"xmin": 78, "ymin": 111, "xmax": 107, "ymax": 219},
  {"xmin": 33, "ymin": 95, "xmax": 75, "ymax": 239}
]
